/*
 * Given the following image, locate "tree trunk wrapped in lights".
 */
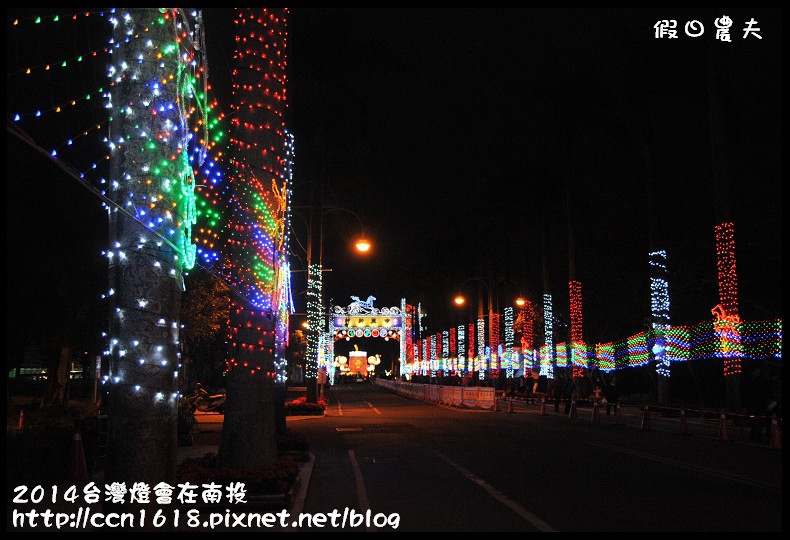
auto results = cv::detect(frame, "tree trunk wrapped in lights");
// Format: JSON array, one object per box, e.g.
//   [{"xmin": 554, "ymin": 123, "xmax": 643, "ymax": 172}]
[
  {"xmin": 219, "ymin": 303, "xmax": 277, "ymax": 469},
  {"xmin": 105, "ymin": 8, "xmax": 201, "ymax": 487},
  {"xmin": 217, "ymin": 8, "xmax": 290, "ymax": 469}
]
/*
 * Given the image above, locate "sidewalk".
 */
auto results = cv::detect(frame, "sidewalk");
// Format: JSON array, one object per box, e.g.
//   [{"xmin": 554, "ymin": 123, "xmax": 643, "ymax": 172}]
[{"xmin": 8, "ymin": 415, "xmax": 318, "ymax": 532}]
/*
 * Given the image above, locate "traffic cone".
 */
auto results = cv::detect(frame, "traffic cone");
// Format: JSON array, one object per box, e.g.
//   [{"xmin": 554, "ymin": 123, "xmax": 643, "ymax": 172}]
[
  {"xmin": 67, "ymin": 433, "xmax": 88, "ymax": 482},
  {"xmin": 568, "ymin": 400, "xmax": 577, "ymax": 419},
  {"xmin": 591, "ymin": 401, "xmax": 600, "ymax": 423},
  {"xmin": 718, "ymin": 410, "xmax": 729, "ymax": 441},
  {"xmin": 679, "ymin": 407, "xmax": 689, "ymax": 435},
  {"xmin": 539, "ymin": 399, "xmax": 547, "ymax": 416},
  {"xmin": 507, "ymin": 398, "xmax": 514, "ymax": 414},
  {"xmin": 641, "ymin": 406, "xmax": 652, "ymax": 430},
  {"xmin": 770, "ymin": 414, "xmax": 781, "ymax": 450},
  {"xmin": 18, "ymin": 409, "xmax": 25, "ymax": 431},
  {"xmin": 615, "ymin": 403, "xmax": 624, "ymax": 425}
]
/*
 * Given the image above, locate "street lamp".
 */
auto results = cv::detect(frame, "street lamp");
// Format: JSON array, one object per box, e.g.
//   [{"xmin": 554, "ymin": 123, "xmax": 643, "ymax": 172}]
[
  {"xmin": 318, "ymin": 205, "xmax": 372, "ymax": 262},
  {"xmin": 291, "ymin": 205, "xmax": 372, "ymax": 265},
  {"xmin": 454, "ymin": 278, "xmax": 527, "ymax": 348},
  {"xmin": 454, "ymin": 277, "xmax": 494, "ymax": 347},
  {"xmin": 289, "ymin": 203, "xmax": 371, "ymax": 402}
]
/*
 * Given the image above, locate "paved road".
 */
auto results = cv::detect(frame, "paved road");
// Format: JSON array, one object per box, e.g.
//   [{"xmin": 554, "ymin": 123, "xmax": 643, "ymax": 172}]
[
  {"xmin": 286, "ymin": 382, "xmax": 781, "ymax": 532},
  {"xmin": 10, "ymin": 384, "xmax": 778, "ymax": 532}
]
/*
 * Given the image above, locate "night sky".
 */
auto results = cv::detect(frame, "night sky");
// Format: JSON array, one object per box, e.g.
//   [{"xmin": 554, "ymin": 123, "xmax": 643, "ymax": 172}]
[
  {"xmin": 276, "ymin": 8, "xmax": 783, "ymax": 341},
  {"xmin": 7, "ymin": 8, "xmax": 782, "ymax": 363}
]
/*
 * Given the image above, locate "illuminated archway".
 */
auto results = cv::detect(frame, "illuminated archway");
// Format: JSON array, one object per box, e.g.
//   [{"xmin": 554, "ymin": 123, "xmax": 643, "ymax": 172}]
[{"xmin": 321, "ymin": 296, "xmax": 411, "ymax": 383}]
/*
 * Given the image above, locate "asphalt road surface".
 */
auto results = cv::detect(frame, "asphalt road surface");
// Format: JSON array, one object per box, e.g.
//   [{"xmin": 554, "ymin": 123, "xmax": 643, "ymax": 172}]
[{"xmin": 283, "ymin": 382, "xmax": 781, "ymax": 532}]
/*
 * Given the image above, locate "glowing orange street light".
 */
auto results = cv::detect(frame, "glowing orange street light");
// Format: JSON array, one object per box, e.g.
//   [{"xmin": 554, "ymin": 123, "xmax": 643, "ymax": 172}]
[
  {"xmin": 515, "ymin": 297, "xmax": 527, "ymax": 307},
  {"xmin": 355, "ymin": 237, "xmax": 372, "ymax": 253}
]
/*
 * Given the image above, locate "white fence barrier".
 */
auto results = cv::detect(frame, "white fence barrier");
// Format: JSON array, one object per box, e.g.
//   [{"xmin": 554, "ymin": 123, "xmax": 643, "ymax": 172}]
[{"xmin": 374, "ymin": 379, "xmax": 495, "ymax": 409}]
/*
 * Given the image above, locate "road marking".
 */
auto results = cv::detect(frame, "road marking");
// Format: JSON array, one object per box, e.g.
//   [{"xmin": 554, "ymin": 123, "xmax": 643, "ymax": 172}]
[
  {"xmin": 588, "ymin": 441, "xmax": 781, "ymax": 491},
  {"xmin": 432, "ymin": 450, "xmax": 556, "ymax": 532},
  {"xmin": 365, "ymin": 401, "xmax": 382, "ymax": 415},
  {"xmin": 348, "ymin": 449, "xmax": 376, "ymax": 532}
]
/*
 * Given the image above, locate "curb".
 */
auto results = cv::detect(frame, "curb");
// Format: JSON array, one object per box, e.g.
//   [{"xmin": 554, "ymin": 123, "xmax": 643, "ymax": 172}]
[{"xmin": 289, "ymin": 452, "xmax": 315, "ymax": 516}]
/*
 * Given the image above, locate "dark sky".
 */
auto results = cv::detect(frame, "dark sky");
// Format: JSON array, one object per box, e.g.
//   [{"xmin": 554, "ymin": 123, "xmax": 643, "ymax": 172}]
[
  {"xmin": 7, "ymin": 8, "xmax": 783, "ymax": 362},
  {"xmin": 272, "ymin": 8, "xmax": 782, "ymax": 340}
]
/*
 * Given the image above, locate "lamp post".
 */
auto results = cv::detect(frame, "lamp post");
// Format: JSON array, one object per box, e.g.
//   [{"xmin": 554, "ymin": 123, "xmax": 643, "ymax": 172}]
[
  {"xmin": 291, "ymin": 203, "xmax": 371, "ymax": 402},
  {"xmin": 454, "ymin": 278, "xmax": 529, "ymax": 377},
  {"xmin": 318, "ymin": 206, "xmax": 372, "ymax": 263},
  {"xmin": 453, "ymin": 277, "xmax": 494, "ymax": 349}
]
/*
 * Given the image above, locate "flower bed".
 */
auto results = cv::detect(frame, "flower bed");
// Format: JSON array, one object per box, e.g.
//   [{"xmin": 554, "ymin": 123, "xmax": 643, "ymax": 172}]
[
  {"xmin": 285, "ymin": 396, "xmax": 326, "ymax": 415},
  {"xmin": 177, "ymin": 452, "xmax": 300, "ymax": 501}
]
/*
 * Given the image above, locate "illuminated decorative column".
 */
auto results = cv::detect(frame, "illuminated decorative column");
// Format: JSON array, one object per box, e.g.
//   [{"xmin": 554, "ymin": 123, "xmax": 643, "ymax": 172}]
[
  {"xmin": 104, "ymin": 8, "xmax": 202, "ymax": 487},
  {"xmin": 519, "ymin": 300, "xmax": 535, "ymax": 377},
  {"xmin": 504, "ymin": 344, "xmax": 514, "ymax": 379},
  {"xmin": 476, "ymin": 318, "xmax": 485, "ymax": 362},
  {"xmin": 569, "ymin": 280, "xmax": 584, "ymax": 377},
  {"xmin": 429, "ymin": 334, "xmax": 438, "ymax": 377},
  {"xmin": 449, "ymin": 327, "xmax": 457, "ymax": 374},
  {"xmin": 715, "ymin": 222, "xmax": 739, "ymax": 319},
  {"xmin": 442, "ymin": 330, "xmax": 449, "ymax": 374},
  {"xmin": 543, "ymin": 294, "xmax": 554, "ymax": 378},
  {"xmin": 305, "ymin": 263, "xmax": 323, "ymax": 380},
  {"xmin": 468, "ymin": 322, "xmax": 475, "ymax": 368},
  {"xmin": 649, "ymin": 250, "xmax": 671, "ymax": 381},
  {"xmin": 191, "ymin": 89, "xmax": 229, "ymax": 270},
  {"xmin": 714, "ymin": 222, "xmax": 742, "ymax": 378},
  {"xmin": 556, "ymin": 343, "xmax": 568, "ymax": 368},
  {"xmin": 421, "ymin": 338, "xmax": 428, "ymax": 377},
  {"xmin": 218, "ymin": 7, "xmax": 289, "ymax": 470},
  {"xmin": 490, "ymin": 343, "xmax": 500, "ymax": 379},
  {"xmin": 457, "ymin": 324, "xmax": 466, "ymax": 374},
  {"xmin": 504, "ymin": 307, "xmax": 514, "ymax": 355},
  {"xmin": 400, "ymin": 298, "xmax": 410, "ymax": 377},
  {"xmin": 490, "ymin": 312, "xmax": 501, "ymax": 353},
  {"xmin": 276, "ymin": 129, "xmax": 296, "ymax": 384}
]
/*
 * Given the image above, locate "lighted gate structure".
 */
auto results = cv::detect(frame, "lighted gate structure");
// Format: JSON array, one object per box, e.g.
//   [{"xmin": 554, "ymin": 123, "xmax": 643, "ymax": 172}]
[{"xmin": 321, "ymin": 296, "xmax": 410, "ymax": 383}]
